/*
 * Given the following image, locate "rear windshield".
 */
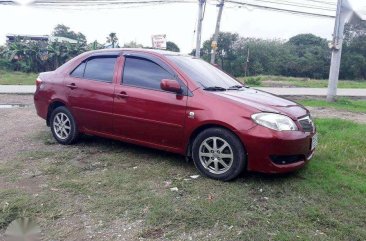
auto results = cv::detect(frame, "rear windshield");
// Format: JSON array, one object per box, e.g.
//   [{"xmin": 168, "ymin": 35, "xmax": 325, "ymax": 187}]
[{"xmin": 167, "ymin": 55, "xmax": 240, "ymax": 89}]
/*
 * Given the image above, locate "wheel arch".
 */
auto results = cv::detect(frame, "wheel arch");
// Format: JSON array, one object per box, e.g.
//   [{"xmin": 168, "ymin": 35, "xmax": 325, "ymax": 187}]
[
  {"xmin": 186, "ymin": 123, "xmax": 247, "ymax": 158},
  {"xmin": 46, "ymin": 99, "xmax": 67, "ymax": 126}
]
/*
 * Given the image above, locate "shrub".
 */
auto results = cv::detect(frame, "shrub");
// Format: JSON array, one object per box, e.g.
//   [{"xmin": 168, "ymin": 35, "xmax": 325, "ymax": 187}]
[{"xmin": 245, "ymin": 76, "xmax": 262, "ymax": 86}]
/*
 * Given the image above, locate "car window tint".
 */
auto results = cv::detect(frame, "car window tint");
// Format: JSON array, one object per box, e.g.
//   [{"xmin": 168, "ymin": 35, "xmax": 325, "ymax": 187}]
[
  {"xmin": 167, "ymin": 55, "xmax": 240, "ymax": 89},
  {"xmin": 122, "ymin": 57, "xmax": 173, "ymax": 90},
  {"xmin": 83, "ymin": 57, "xmax": 116, "ymax": 83},
  {"xmin": 70, "ymin": 62, "xmax": 86, "ymax": 78}
]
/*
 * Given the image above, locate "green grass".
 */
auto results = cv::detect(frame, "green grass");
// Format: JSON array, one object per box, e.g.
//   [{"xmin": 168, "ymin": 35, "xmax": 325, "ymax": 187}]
[
  {"xmin": 1, "ymin": 119, "xmax": 366, "ymax": 240},
  {"xmin": 239, "ymin": 75, "xmax": 366, "ymax": 88},
  {"xmin": 0, "ymin": 70, "xmax": 38, "ymax": 85},
  {"xmin": 299, "ymin": 98, "xmax": 366, "ymax": 113}
]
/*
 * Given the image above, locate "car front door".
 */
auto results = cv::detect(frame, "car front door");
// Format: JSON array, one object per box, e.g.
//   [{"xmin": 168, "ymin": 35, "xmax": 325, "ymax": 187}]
[
  {"xmin": 64, "ymin": 55, "xmax": 118, "ymax": 134},
  {"xmin": 113, "ymin": 53, "xmax": 188, "ymax": 152}
]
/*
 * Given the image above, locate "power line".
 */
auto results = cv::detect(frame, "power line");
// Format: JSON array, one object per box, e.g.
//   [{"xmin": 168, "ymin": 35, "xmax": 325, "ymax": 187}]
[
  {"xmin": 263, "ymin": 0, "xmax": 336, "ymax": 7},
  {"xmin": 0, "ymin": 0, "xmax": 17, "ymax": 5},
  {"xmin": 31, "ymin": 0, "xmax": 194, "ymax": 7},
  {"xmin": 303, "ymin": 0, "xmax": 336, "ymax": 6},
  {"xmin": 5, "ymin": 0, "xmax": 338, "ymax": 18},
  {"xmin": 242, "ymin": 0, "xmax": 336, "ymax": 11},
  {"xmin": 226, "ymin": 0, "xmax": 335, "ymax": 18},
  {"xmin": 229, "ymin": 0, "xmax": 335, "ymax": 12},
  {"xmin": 30, "ymin": 0, "xmax": 196, "ymax": 8}
]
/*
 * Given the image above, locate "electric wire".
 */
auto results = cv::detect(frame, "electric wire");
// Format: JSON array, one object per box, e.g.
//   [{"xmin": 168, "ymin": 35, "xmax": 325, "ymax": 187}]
[{"xmin": 2, "ymin": 0, "xmax": 339, "ymax": 19}]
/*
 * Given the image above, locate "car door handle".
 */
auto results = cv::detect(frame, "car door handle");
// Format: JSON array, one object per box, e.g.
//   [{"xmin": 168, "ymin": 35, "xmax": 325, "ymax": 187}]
[
  {"xmin": 116, "ymin": 91, "xmax": 129, "ymax": 98},
  {"xmin": 66, "ymin": 83, "xmax": 77, "ymax": 90}
]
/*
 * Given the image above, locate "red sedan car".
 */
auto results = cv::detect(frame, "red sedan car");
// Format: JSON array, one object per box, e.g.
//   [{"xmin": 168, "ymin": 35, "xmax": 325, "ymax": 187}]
[{"xmin": 34, "ymin": 48, "xmax": 317, "ymax": 181}]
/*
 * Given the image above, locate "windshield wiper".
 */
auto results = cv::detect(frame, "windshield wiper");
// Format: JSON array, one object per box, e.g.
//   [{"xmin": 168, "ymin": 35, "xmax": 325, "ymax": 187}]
[
  {"xmin": 228, "ymin": 85, "xmax": 245, "ymax": 90},
  {"xmin": 203, "ymin": 86, "xmax": 227, "ymax": 91}
]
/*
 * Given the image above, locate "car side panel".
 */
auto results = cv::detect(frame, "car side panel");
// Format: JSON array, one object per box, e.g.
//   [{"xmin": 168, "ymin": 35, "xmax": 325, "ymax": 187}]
[
  {"xmin": 34, "ymin": 71, "xmax": 68, "ymax": 121},
  {"xmin": 64, "ymin": 76, "xmax": 115, "ymax": 133}
]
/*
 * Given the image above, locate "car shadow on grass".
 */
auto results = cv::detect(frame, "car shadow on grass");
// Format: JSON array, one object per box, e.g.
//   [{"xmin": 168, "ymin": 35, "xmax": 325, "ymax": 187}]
[{"xmin": 64, "ymin": 134, "xmax": 305, "ymax": 184}]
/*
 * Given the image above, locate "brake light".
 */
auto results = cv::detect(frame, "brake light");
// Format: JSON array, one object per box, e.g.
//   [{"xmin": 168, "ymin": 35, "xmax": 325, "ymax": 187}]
[
  {"xmin": 36, "ymin": 77, "xmax": 42, "ymax": 86},
  {"xmin": 36, "ymin": 77, "xmax": 44, "ymax": 90}
]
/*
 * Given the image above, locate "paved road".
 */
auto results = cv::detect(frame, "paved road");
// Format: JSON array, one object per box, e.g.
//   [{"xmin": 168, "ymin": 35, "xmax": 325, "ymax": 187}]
[
  {"xmin": 0, "ymin": 85, "xmax": 36, "ymax": 94},
  {"xmin": 255, "ymin": 87, "xmax": 366, "ymax": 97},
  {"xmin": 0, "ymin": 85, "xmax": 365, "ymax": 96}
]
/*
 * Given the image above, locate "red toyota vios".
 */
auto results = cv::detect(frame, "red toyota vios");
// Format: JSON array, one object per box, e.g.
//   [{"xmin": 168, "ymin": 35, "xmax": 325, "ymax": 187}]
[{"xmin": 34, "ymin": 48, "xmax": 317, "ymax": 181}]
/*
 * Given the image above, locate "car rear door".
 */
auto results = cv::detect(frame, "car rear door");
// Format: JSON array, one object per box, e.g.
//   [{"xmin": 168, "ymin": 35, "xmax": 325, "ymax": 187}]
[
  {"xmin": 64, "ymin": 54, "xmax": 118, "ymax": 134},
  {"xmin": 113, "ymin": 53, "xmax": 188, "ymax": 152}
]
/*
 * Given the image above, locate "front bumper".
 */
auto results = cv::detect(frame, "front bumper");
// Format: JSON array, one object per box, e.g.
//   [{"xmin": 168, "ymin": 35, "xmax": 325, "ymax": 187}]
[{"xmin": 237, "ymin": 125, "xmax": 316, "ymax": 174}]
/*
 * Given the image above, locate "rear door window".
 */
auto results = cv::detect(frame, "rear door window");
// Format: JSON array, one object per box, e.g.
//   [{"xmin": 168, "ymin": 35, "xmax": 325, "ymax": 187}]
[
  {"xmin": 70, "ymin": 62, "xmax": 86, "ymax": 78},
  {"xmin": 83, "ymin": 57, "xmax": 117, "ymax": 83},
  {"xmin": 122, "ymin": 57, "xmax": 174, "ymax": 90},
  {"xmin": 70, "ymin": 56, "xmax": 117, "ymax": 83}
]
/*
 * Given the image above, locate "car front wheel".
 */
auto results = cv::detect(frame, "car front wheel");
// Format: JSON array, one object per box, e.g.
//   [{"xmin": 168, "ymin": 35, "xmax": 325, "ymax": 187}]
[
  {"xmin": 192, "ymin": 128, "xmax": 246, "ymax": 181},
  {"xmin": 50, "ymin": 106, "xmax": 79, "ymax": 145}
]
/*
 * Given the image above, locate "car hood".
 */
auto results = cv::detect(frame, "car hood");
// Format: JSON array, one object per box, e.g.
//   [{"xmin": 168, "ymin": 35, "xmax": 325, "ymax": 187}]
[{"xmin": 212, "ymin": 88, "xmax": 308, "ymax": 119}]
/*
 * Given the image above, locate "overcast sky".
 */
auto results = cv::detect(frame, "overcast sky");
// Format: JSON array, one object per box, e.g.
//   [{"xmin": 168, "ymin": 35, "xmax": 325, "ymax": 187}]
[{"xmin": 0, "ymin": 0, "xmax": 364, "ymax": 53}]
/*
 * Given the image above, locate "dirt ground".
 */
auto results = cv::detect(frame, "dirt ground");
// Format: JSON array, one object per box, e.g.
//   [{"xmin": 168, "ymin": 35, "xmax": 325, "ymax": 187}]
[
  {"xmin": 0, "ymin": 94, "xmax": 365, "ymax": 240},
  {"xmin": 307, "ymin": 106, "xmax": 366, "ymax": 124},
  {"xmin": 0, "ymin": 94, "xmax": 147, "ymax": 240}
]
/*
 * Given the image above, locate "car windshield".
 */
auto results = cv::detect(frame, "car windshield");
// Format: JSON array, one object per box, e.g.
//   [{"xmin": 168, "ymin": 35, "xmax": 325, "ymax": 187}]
[{"xmin": 167, "ymin": 55, "xmax": 243, "ymax": 90}]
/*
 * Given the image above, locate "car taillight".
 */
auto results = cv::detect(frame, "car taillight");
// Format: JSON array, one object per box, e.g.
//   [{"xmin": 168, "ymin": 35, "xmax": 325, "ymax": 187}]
[
  {"xmin": 36, "ymin": 77, "xmax": 43, "ymax": 89},
  {"xmin": 36, "ymin": 77, "xmax": 42, "ymax": 86}
]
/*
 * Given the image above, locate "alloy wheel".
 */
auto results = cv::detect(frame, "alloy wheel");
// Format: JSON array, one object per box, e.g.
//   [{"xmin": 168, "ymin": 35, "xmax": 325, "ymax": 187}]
[
  {"xmin": 53, "ymin": 112, "xmax": 71, "ymax": 140},
  {"xmin": 198, "ymin": 137, "xmax": 234, "ymax": 175}
]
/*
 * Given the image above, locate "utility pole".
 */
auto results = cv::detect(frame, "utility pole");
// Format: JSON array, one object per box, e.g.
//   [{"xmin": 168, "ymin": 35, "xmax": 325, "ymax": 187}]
[
  {"xmin": 210, "ymin": 0, "xmax": 225, "ymax": 64},
  {"xmin": 195, "ymin": 0, "xmax": 206, "ymax": 58},
  {"xmin": 327, "ymin": 0, "xmax": 344, "ymax": 102},
  {"xmin": 244, "ymin": 47, "xmax": 250, "ymax": 77},
  {"xmin": 326, "ymin": 0, "xmax": 357, "ymax": 102}
]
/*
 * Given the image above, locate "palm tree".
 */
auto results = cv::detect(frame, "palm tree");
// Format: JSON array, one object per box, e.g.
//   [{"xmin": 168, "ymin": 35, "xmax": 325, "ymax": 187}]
[
  {"xmin": 89, "ymin": 40, "xmax": 101, "ymax": 50},
  {"xmin": 106, "ymin": 32, "xmax": 119, "ymax": 48}
]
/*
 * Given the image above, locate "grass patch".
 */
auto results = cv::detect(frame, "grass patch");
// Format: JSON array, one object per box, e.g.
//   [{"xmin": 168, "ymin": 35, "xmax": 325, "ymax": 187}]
[
  {"xmin": 0, "ymin": 70, "xmax": 38, "ymax": 85},
  {"xmin": 239, "ymin": 75, "xmax": 366, "ymax": 88},
  {"xmin": 0, "ymin": 189, "xmax": 62, "ymax": 230},
  {"xmin": 299, "ymin": 98, "xmax": 366, "ymax": 113},
  {"xmin": 1, "ymin": 119, "xmax": 366, "ymax": 240}
]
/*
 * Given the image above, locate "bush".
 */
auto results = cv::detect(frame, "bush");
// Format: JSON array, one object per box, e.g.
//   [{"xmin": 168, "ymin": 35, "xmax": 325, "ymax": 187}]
[
  {"xmin": 244, "ymin": 76, "xmax": 262, "ymax": 86},
  {"xmin": 0, "ymin": 58, "xmax": 12, "ymax": 70}
]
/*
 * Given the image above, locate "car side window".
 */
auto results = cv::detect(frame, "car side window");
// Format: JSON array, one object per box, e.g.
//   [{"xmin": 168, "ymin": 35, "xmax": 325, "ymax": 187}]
[
  {"xmin": 122, "ymin": 57, "xmax": 174, "ymax": 90},
  {"xmin": 84, "ymin": 57, "xmax": 117, "ymax": 83},
  {"xmin": 70, "ymin": 62, "xmax": 86, "ymax": 78}
]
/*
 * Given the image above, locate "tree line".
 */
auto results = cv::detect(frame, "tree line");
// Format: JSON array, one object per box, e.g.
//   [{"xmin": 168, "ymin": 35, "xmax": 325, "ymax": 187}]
[
  {"xmin": 195, "ymin": 20, "xmax": 366, "ymax": 81},
  {"xmin": 1, "ymin": 21, "xmax": 365, "ymax": 80},
  {"xmin": 0, "ymin": 24, "xmax": 180, "ymax": 73}
]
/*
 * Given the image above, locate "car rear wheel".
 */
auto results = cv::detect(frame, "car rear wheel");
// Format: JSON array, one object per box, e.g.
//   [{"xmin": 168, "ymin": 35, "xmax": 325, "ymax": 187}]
[
  {"xmin": 192, "ymin": 128, "xmax": 246, "ymax": 181},
  {"xmin": 50, "ymin": 106, "xmax": 79, "ymax": 145}
]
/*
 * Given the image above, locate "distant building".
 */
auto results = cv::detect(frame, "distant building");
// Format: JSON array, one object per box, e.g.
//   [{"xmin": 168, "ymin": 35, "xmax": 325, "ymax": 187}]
[{"xmin": 6, "ymin": 34, "xmax": 78, "ymax": 44}]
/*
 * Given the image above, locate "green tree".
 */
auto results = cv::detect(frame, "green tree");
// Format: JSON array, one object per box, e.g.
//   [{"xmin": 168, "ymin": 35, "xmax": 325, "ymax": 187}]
[
  {"xmin": 341, "ymin": 35, "xmax": 366, "ymax": 80},
  {"xmin": 166, "ymin": 41, "xmax": 180, "ymax": 52},
  {"xmin": 341, "ymin": 20, "xmax": 366, "ymax": 80},
  {"xmin": 123, "ymin": 41, "xmax": 143, "ymax": 48},
  {"xmin": 286, "ymin": 34, "xmax": 330, "ymax": 79},
  {"xmin": 52, "ymin": 24, "xmax": 87, "ymax": 44},
  {"xmin": 106, "ymin": 33, "xmax": 119, "ymax": 48},
  {"xmin": 88, "ymin": 40, "xmax": 103, "ymax": 50},
  {"xmin": 198, "ymin": 32, "xmax": 239, "ymax": 74},
  {"xmin": 344, "ymin": 19, "xmax": 366, "ymax": 45}
]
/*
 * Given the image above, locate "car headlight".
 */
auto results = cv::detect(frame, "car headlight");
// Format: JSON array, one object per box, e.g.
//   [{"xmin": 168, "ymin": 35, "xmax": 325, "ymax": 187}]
[{"xmin": 251, "ymin": 113, "xmax": 298, "ymax": 131}]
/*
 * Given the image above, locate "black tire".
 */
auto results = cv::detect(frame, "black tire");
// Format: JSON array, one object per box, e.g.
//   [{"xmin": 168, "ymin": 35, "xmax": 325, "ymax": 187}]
[
  {"xmin": 192, "ymin": 127, "xmax": 246, "ymax": 181},
  {"xmin": 50, "ymin": 106, "xmax": 79, "ymax": 145}
]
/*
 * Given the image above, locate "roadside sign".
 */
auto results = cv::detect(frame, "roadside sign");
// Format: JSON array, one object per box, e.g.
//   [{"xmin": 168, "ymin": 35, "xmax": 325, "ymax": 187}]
[{"xmin": 152, "ymin": 34, "xmax": 167, "ymax": 49}]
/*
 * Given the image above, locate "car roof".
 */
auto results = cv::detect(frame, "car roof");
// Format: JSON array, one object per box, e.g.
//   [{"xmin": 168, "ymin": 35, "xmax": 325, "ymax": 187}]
[{"xmin": 88, "ymin": 48, "xmax": 185, "ymax": 57}]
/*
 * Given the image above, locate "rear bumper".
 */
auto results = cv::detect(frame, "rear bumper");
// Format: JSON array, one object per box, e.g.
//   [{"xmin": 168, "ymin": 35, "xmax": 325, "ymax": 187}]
[
  {"xmin": 237, "ymin": 125, "xmax": 316, "ymax": 174},
  {"xmin": 34, "ymin": 90, "xmax": 48, "ymax": 120}
]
